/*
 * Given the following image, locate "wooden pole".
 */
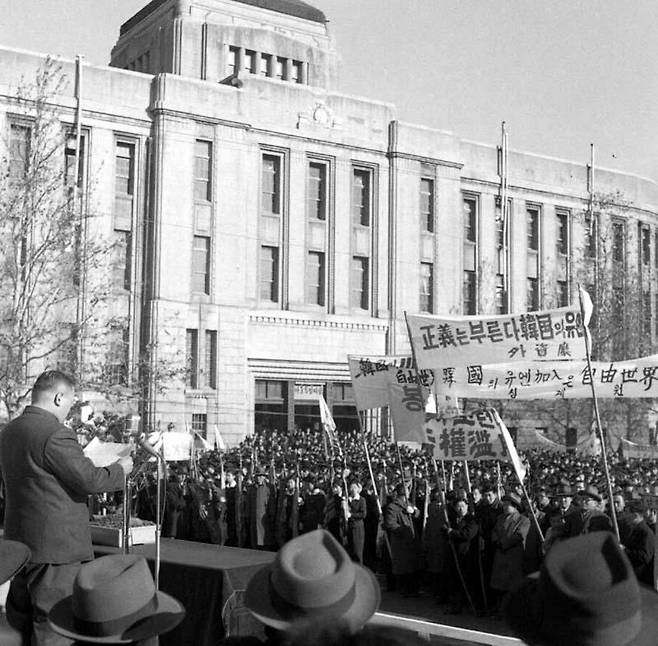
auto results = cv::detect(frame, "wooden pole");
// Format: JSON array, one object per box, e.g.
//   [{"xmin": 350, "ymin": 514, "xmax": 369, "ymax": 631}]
[{"xmin": 578, "ymin": 285, "xmax": 620, "ymax": 541}]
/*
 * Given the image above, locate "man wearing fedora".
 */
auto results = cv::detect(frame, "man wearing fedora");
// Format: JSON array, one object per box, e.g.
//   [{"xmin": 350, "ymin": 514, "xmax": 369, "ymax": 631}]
[
  {"xmin": 563, "ymin": 485, "xmax": 613, "ymax": 538},
  {"xmin": 504, "ymin": 532, "xmax": 658, "ymax": 646},
  {"xmin": 48, "ymin": 554, "xmax": 184, "ymax": 645},
  {"xmin": 243, "ymin": 529, "xmax": 380, "ymax": 641},
  {"xmin": 621, "ymin": 499, "xmax": 655, "ymax": 586},
  {"xmin": 0, "ymin": 370, "xmax": 133, "ymax": 645},
  {"xmin": 490, "ymin": 492, "xmax": 530, "ymax": 614}
]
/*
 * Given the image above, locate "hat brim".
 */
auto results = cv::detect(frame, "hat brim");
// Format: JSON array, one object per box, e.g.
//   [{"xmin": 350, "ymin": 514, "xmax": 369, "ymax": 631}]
[
  {"xmin": 48, "ymin": 590, "xmax": 185, "ymax": 644},
  {"xmin": 0, "ymin": 539, "xmax": 31, "ymax": 585},
  {"xmin": 504, "ymin": 575, "xmax": 658, "ymax": 646},
  {"xmin": 245, "ymin": 562, "xmax": 380, "ymax": 633}
]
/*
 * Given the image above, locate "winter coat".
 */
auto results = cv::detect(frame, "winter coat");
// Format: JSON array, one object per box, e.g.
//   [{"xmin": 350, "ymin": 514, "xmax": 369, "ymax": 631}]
[
  {"xmin": 423, "ymin": 502, "xmax": 450, "ymax": 573},
  {"xmin": 246, "ymin": 483, "xmax": 275, "ymax": 548},
  {"xmin": 624, "ymin": 520, "xmax": 655, "ymax": 585},
  {"xmin": 384, "ymin": 496, "xmax": 421, "ymax": 575},
  {"xmin": 490, "ymin": 510, "xmax": 530, "ymax": 591}
]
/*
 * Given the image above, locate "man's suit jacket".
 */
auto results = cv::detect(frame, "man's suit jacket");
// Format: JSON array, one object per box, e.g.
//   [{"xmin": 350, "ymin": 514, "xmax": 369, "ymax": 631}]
[{"xmin": 0, "ymin": 405, "xmax": 125, "ymax": 564}]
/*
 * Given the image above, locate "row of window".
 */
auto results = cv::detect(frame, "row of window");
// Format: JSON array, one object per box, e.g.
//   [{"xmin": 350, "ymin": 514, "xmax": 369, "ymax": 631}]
[
  {"xmin": 125, "ymin": 51, "xmax": 151, "ymax": 73},
  {"xmin": 228, "ymin": 46, "xmax": 306, "ymax": 83}
]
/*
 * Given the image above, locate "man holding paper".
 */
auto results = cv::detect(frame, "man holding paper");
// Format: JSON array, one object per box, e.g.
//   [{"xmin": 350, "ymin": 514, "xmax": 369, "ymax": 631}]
[{"xmin": 0, "ymin": 370, "xmax": 133, "ymax": 645}]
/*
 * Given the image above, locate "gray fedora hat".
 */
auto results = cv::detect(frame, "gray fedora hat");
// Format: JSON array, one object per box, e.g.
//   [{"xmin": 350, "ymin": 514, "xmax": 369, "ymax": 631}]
[
  {"xmin": 48, "ymin": 554, "xmax": 184, "ymax": 644},
  {"xmin": 245, "ymin": 529, "xmax": 380, "ymax": 633}
]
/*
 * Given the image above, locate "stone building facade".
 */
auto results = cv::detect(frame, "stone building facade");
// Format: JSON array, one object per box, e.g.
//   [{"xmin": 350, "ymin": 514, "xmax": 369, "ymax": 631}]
[{"xmin": 0, "ymin": 0, "xmax": 656, "ymax": 444}]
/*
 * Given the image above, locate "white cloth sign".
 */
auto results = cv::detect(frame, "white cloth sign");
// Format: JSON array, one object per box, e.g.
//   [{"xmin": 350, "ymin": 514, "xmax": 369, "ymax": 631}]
[
  {"xmin": 423, "ymin": 408, "xmax": 509, "ymax": 461},
  {"xmin": 620, "ymin": 437, "xmax": 658, "ymax": 459},
  {"xmin": 408, "ymin": 307, "xmax": 587, "ymax": 370},
  {"xmin": 433, "ymin": 355, "xmax": 658, "ymax": 400}
]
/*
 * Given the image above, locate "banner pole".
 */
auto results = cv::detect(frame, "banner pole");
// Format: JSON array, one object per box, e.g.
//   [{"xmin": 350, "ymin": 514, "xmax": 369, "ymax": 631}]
[
  {"xmin": 360, "ymin": 411, "xmax": 392, "ymax": 559},
  {"xmin": 578, "ymin": 285, "xmax": 620, "ymax": 541}
]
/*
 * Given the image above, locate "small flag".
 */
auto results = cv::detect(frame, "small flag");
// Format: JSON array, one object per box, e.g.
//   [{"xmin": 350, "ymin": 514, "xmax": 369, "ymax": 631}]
[
  {"xmin": 319, "ymin": 394, "xmax": 341, "ymax": 456},
  {"xmin": 492, "ymin": 409, "xmax": 526, "ymax": 482},
  {"xmin": 578, "ymin": 285, "xmax": 594, "ymax": 350},
  {"xmin": 213, "ymin": 425, "xmax": 226, "ymax": 451}
]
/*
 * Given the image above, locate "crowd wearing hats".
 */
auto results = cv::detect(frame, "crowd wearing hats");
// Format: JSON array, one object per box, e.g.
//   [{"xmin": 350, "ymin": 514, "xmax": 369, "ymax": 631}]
[{"xmin": 100, "ymin": 426, "xmax": 658, "ymax": 621}]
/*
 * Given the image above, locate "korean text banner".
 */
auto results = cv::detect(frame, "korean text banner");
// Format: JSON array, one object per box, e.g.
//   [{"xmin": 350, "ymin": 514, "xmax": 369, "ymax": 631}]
[
  {"xmin": 348, "ymin": 355, "xmax": 433, "ymax": 411},
  {"xmin": 388, "ymin": 382, "xmax": 427, "ymax": 444},
  {"xmin": 433, "ymin": 354, "xmax": 658, "ymax": 400},
  {"xmin": 620, "ymin": 437, "xmax": 658, "ymax": 460},
  {"xmin": 423, "ymin": 408, "xmax": 510, "ymax": 462},
  {"xmin": 408, "ymin": 307, "xmax": 586, "ymax": 370}
]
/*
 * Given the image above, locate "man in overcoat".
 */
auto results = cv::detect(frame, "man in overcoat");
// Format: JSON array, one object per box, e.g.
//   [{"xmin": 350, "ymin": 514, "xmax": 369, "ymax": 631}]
[
  {"xmin": 383, "ymin": 483, "xmax": 421, "ymax": 597},
  {"xmin": 490, "ymin": 493, "xmax": 530, "ymax": 613},
  {"xmin": 246, "ymin": 471, "xmax": 275, "ymax": 549},
  {"xmin": 0, "ymin": 370, "xmax": 132, "ymax": 645}
]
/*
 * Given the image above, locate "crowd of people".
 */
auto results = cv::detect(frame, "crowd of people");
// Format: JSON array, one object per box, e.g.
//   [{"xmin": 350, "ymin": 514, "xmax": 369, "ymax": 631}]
[{"xmin": 119, "ymin": 425, "xmax": 658, "ymax": 619}]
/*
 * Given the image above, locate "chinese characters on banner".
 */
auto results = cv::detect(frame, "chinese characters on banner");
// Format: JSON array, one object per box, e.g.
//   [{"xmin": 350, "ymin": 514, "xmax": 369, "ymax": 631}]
[
  {"xmin": 348, "ymin": 355, "xmax": 433, "ymax": 411},
  {"xmin": 423, "ymin": 408, "xmax": 510, "ymax": 461},
  {"xmin": 407, "ymin": 307, "xmax": 586, "ymax": 370},
  {"xmin": 620, "ymin": 437, "xmax": 658, "ymax": 460},
  {"xmin": 433, "ymin": 355, "xmax": 658, "ymax": 400},
  {"xmin": 387, "ymin": 382, "xmax": 428, "ymax": 444}
]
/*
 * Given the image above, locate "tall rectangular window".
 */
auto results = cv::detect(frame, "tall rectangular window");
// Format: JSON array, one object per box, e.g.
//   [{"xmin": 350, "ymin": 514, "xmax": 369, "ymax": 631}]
[
  {"xmin": 463, "ymin": 196, "xmax": 477, "ymax": 243},
  {"xmin": 420, "ymin": 178, "xmax": 434, "ymax": 233},
  {"xmin": 643, "ymin": 292, "xmax": 652, "ymax": 336},
  {"xmin": 557, "ymin": 280, "xmax": 568, "ymax": 307},
  {"xmin": 260, "ymin": 245, "xmax": 279, "ymax": 302},
  {"xmin": 556, "ymin": 211, "xmax": 569, "ymax": 256},
  {"xmin": 192, "ymin": 235, "xmax": 210, "ymax": 294},
  {"xmin": 262, "ymin": 154, "xmax": 281, "ymax": 215},
  {"xmin": 495, "ymin": 273, "xmax": 505, "ymax": 314},
  {"xmin": 420, "ymin": 262, "xmax": 434, "ymax": 313},
  {"xmin": 463, "ymin": 195, "xmax": 478, "ymax": 314},
  {"xmin": 228, "ymin": 46, "xmax": 239, "ymax": 75},
  {"xmin": 260, "ymin": 54, "xmax": 270, "ymax": 77},
  {"xmin": 291, "ymin": 61, "xmax": 303, "ymax": 83},
  {"xmin": 612, "ymin": 222, "xmax": 625, "ymax": 262},
  {"xmin": 305, "ymin": 251, "xmax": 326, "ymax": 306},
  {"xmin": 244, "ymin": 50, "xmax": 256, "ymax": 73},
  {"xmin": 641, "ymin": 225, "xmax": 651, "ymax": 265},
  {"xmin": 204, "ymin": 330, "xmax": 217, "ymax": 390},
  {"xmin": 115, "ymin": 141, "xmax": 135, "ymax": 223},
  {"xmin": 191, "ymin": 414, "xmax": 207, "ymax": 439},
  {"xmin": 352, "ymin": 169, "xmax": 371, "ymax": 227},
  {"xmin": 351, "ymin": 256, "xmax": 369, "ymax": 310},
  {"xmin": 463, "ymin": 271, "xmax": 477, "ymax": 315},
  {"xmin": 185, "ymin": 329, "xmax": 199, "ymax": 389},
  {"xmin": 527, "ymin": 206, "xmax": 539, "ymax": 251},
  {"xmin": 275, "ymin": 57, "xmax": 285, "ymax": 80},
  {"xmin": 194, "ymin": 140, "xmax": 212, "ymax": 202},
  {"xmin": 307, "ymin": 162, "xmax": 327, "ymax": 221},
  {"xmin": 113, "ymin": 230, "xmax": 132, "ymax": 291},
  {"xmin": 9, "ymin": 124, "xmax": 30, "ymax": 186}
]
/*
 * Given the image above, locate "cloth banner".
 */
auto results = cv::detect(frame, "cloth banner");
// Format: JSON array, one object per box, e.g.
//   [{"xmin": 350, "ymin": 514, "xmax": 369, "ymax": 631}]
[
  {"xmin": 493, "ymin": 409, "xmax": 527, "ymax": 481},
  {"xmin": 432, "ymin": 354, "xmax": 658, "ymax": 400},
  {"xmin": 193, "ymin": 430, "xmax": 213, "ymax": 452},
  {"xmin": 408, "ymin": 306, "xmax": 587, "ymax": 370},
  {"xmin": 348, "ymin": 355, "xmax": 432, "ymax": 411},
  {"xmin": 535, "ymin": 430, "xmax": 568, "ymax": 452},
  {"xmin": 423, "ymin": 408, "xmax": 510, "ymax": 462},
  {"xmin": 156, "ymin": 432, "xmax": 193, "ymax": 461},
  {"xmin": 387, "ymin": 382, "xmax": 428, "ymax": 444},
  {"xmin": 620, "ymin": 437, "xmax": 658, "ymax": 460},
  {"xmin": 319, "ymin": 394, "xmax": 342, "ymax": 456},
  {"xmin": 213, "ymin": 425, "xmax": 227, "ymax": 451}
]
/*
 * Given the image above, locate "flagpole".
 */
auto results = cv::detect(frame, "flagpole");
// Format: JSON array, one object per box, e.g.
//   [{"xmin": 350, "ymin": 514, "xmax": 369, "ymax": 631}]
[
  {"xmin": 578, "ymin": 285, "xmax": 620, "ymax": 541},
  {"xmin": 361, "ymin": 412, "xmax": 392, "ymax": 559}
]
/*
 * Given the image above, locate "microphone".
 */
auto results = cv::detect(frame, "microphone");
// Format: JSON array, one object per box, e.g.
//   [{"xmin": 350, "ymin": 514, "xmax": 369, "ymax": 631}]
[{"xmin": 125, "ymin": 414, "xmax": 163, "ymax": 461}]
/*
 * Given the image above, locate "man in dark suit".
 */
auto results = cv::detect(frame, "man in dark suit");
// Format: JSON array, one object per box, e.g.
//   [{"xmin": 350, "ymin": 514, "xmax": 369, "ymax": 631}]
[{"xmin": 0, "ymin": 370, "xmax": 132, "ymax": 645}]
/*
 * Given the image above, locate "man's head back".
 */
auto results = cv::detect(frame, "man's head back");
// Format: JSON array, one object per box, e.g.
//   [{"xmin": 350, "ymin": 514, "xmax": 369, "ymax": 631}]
[{"xmin": 31, "ymin": 370, "xmax": 76, "ymax": 423}]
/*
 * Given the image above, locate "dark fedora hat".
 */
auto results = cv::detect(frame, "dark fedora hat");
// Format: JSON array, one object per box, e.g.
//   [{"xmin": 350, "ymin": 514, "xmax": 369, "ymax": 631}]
[
  {"xmin": 245, "ymin": 529, "xmax": 380, "ymax": 633},
  {"xmin": 0, "ymin": 539, "xmax": 30, "ymax": 585},
  {"xmin": 504, "ymin": 532, "xmax": 658, "ymax": 646},
  {"xmin": 581, "ymin": 484, "xmax": 602, "ymax": 502},
  {"xmin": 48, "ymin": 554, "xmax": 185, "ymax": 644},
  {"xmin": 501, "ymin": 493, "xmax": 523, "ymax": 511},
  {"xmin": 554, "ymin": 482, "xmax": 573, "ymax": 497}
]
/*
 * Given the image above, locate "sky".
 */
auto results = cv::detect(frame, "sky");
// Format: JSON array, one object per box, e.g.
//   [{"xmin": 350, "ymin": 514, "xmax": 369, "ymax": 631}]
[{"xmin": 1, "ymin": 0, "xmax": 657, "ymax": 180}]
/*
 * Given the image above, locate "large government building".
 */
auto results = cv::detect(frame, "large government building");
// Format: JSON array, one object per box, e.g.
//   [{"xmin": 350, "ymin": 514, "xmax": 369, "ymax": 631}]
[{"xmin": 1, "ymin": 0, "xmax": 657, "ymax": 444}]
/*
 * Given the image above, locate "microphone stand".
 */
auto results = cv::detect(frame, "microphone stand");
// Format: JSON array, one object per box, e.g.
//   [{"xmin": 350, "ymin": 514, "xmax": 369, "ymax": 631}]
[
  {"xmin": 154, "ymin": 446, "xmax": 165, "ymax": 589},
  {"xmin": 122, "ymin": 471, "xmax": 132, "ymax": 555}
]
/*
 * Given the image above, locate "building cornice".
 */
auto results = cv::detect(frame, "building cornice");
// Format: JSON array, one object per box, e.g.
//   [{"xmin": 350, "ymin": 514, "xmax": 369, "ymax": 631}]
[{"xmin": 387, "ymin": 150, "xmax": 463, "ymax": 170}]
